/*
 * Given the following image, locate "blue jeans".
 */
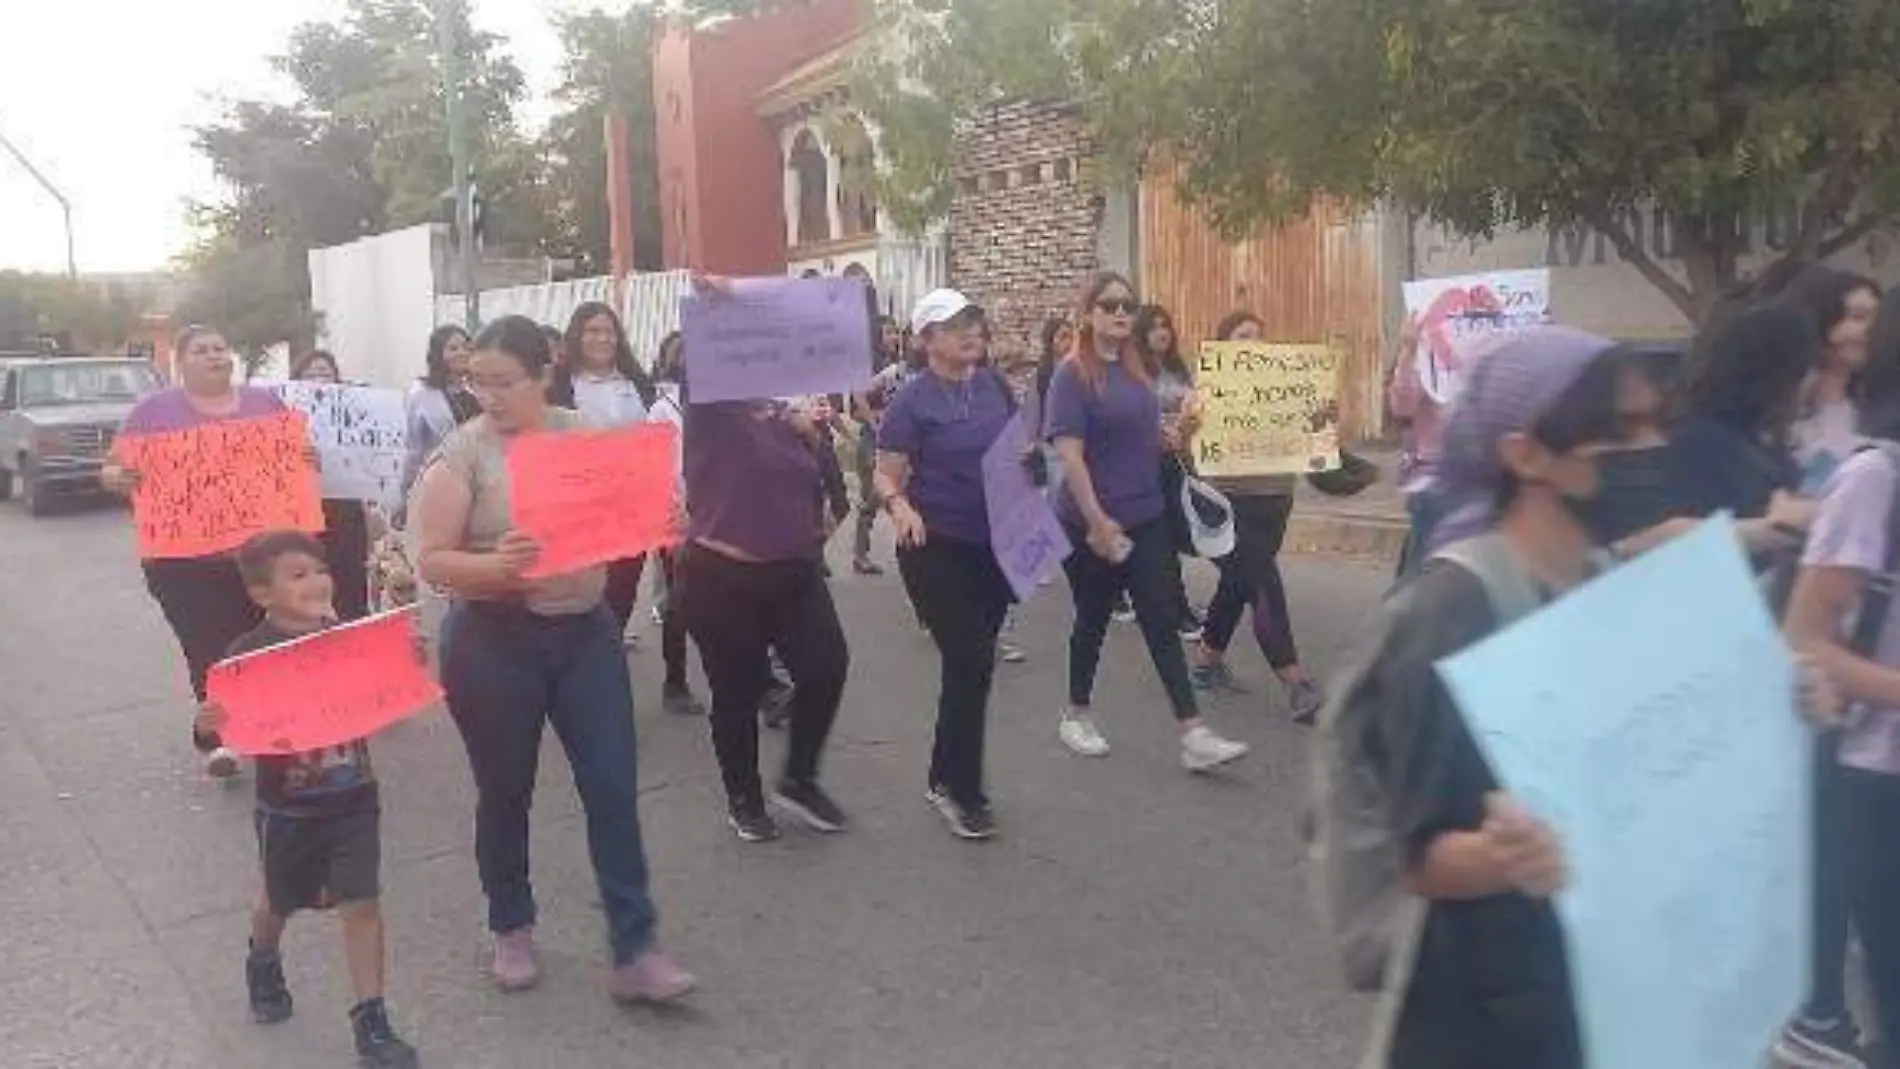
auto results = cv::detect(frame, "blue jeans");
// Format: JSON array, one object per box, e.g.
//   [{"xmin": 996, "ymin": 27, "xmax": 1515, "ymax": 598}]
[{"xmin": 440, "ymin": 601, "xmax": 658, "ymax": 964}]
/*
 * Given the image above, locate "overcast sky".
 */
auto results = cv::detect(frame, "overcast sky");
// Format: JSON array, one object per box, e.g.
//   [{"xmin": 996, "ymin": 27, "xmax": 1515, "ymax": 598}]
[{"xmin": 0, "ymin": 0, "xmax": 594, "ymax": 276}]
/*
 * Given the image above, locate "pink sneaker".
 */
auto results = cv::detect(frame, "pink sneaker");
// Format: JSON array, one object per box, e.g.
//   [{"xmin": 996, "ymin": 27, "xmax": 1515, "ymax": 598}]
[
  {"xmin": 490, "ymin": 928, "xmax": 539, "ymax": 992},
  {"xmin": 608, "ymin": 949, "xmax": 697, "ymax": 1005}
]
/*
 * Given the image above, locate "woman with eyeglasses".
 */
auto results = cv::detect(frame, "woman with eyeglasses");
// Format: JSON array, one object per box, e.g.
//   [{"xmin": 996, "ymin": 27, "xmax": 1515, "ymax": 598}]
[
  {"xmin": 1045, "ymin": 273, "xmax": 1249, "ymax": 771},
  {"xmin": 288, "ymin": 349, "xmax": 373, "ymax": 623}
]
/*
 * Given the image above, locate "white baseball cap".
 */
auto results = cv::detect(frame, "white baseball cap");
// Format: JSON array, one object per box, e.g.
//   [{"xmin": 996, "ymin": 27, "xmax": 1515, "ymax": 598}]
[{"xmin": 910, "ymin": 288, "xmax": 982, "ymax": 334}]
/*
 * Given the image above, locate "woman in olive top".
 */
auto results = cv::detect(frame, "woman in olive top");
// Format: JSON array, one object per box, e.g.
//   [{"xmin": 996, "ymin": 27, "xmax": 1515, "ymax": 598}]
[
  {"xmin": 102, "ymin": 323, "xmax": 297, "ymax": 779},
  {"xmin": 410, "ymin": 315, "xmax": 694, "ymax": 1004}
]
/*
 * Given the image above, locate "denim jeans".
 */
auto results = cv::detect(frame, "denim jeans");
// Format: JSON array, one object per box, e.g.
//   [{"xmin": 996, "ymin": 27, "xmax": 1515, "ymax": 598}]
[{"xmin": 440, "ymin": 601, "xmax": 659, "ymax": 965}]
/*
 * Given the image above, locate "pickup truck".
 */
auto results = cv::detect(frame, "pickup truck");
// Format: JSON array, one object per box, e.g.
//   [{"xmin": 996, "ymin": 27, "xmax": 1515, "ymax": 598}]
[{"xmin": 0, "ymin": 356, "xmax": 160, "ymax": 514}]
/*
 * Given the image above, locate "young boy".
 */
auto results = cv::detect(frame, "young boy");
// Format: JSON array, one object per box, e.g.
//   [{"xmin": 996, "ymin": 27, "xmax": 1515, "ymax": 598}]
[{"xmin": 199, "ymin": 530, "xmax": 418, "ymax": 1069}]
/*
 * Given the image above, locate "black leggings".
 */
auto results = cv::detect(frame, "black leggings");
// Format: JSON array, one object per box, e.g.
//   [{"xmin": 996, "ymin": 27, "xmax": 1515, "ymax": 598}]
[
  {"xmin": 1843, "ymin": 768, "xmax": 1900, "ymax": 1066},
  {"xmin": 142, "ymin": 555, "xmax": 263, "ymax": 750},
  {"xmin": 1201, "ymin": 494, "xmax": 1300, "ymax": 670},
  {"xmin": 1060, "ymin": 518, "xmax": 1199, "ymax": 720},
  {"xmin": 899, "ymin": 538, "xmax": 1014, "ymax": 810},
  {"xmin": 655, "ymin": 550, "xmax": 694, "ymax": 689},
  {"xmin": 603, "ymin": 555, "xmax": 649, "ymax": 634},
  {"xmin": 319, "ymin": 499, "xmax": 372, "ymax": 622},
  {"xmin": 1803, "ymin": 734, "xmax": 1855, "ymax": 1024},
  {"xmin": 677, "ymin": 544, "xmax": 849, "ymax": 809}
]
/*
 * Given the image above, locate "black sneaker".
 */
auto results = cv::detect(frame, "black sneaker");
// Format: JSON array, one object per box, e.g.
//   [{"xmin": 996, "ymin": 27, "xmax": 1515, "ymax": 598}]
[
  {"xmin": 662, "ymin": 683, "xmax": 706, "ymax": 717},
  {"xmin": 1773, "ymin": 1016, "xmax": 1867, "ymax": 1068},
  {"xmin": 728, "ymin": 804, "xmax": 782, "ymax": 843},
  {"xmin": 772, "ymin": 779, "xmax": 849, "ymax": 833},
  {"xmin": 350, "ymin": 998, "xmax": 419, "ymax": 1069},
  {"xmin": 927, "ymin": 788, "xmax": 997, "ymax": 841},
  {"xmin": 246, "ymin": 945, "xmax": 293, "ymax": 1025}
]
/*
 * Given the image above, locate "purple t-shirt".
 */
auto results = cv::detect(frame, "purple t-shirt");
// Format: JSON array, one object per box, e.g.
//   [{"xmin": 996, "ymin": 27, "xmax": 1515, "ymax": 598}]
[
  {"xmin": 683, "ymin": 399, "xmax": 823, "ymax": 562},
  {"xmin": 1044, "ymin": 358, "xmax": 1165, "ymax": 529},
  {"xmin": 120, "ymin": 386, "xmax": 285, "ymax": 436},
  {"xmin": 878, "ymin": 368, "xmax": 1014, "ymax": 546},
  {"xmin": 1803, "ymin": 447, "xmax": 1900, "ymax": 776}
]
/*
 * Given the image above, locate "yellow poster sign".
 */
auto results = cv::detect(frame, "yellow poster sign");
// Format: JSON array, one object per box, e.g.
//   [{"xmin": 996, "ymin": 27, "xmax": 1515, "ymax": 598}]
[{"xmin": 1193, "ymin": 342, "xmax": 1343, "ymax": 477}]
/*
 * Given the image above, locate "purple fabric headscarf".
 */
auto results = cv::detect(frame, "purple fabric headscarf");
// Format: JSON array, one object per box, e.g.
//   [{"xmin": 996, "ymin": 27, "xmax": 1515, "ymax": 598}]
[{"xmin": 1424, "ymin": 326, "xmax": 1618, "ymax": 553}]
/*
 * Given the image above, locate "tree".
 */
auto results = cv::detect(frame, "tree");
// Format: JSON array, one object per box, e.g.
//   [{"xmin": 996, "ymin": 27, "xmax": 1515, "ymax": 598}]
[
  {"xmin": 0, "ymin": 271, "xmax": 142, "ymax": 352},
  {"xmin": 861, "ymin": 0, "xmax": 1900, "ymax": 325}
]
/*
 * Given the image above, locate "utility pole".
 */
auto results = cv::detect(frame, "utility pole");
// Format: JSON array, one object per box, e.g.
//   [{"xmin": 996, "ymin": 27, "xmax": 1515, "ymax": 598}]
[
  {"xmin": 0, "ymin": 129, "xmax": 77, "ymax": 280},
  {"xmin": 434, "ymin": 2, "xmax": 479, "ymax": 330}
]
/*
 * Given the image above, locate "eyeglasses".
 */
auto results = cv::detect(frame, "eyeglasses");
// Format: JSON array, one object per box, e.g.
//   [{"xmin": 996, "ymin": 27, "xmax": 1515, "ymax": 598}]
[{"xmin": 1095, "ymin": 298, "xmax": 1139, "ymax": 316}]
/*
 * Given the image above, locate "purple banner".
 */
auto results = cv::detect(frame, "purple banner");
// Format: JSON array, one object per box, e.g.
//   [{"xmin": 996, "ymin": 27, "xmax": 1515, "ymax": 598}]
[
  {"xmin": 982, "ymin": 412, "xmax": 1072, "ymax": 600},
  {"xmin": 679, "ymin": 277, "xmax": 875, "ymax": 404}
]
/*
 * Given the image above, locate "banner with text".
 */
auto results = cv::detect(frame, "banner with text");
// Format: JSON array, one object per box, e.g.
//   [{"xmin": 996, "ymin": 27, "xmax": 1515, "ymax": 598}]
[
  {"xmin": 269, "ymin": 381, "xmax": 407, "ymax": 508},
  {"xmin": 1193, "ymin": 342, "xmax": 1342, "ymax": 478},
  {"xmin": 507, "ymin": 423, "xmax": 680, "ymax": 578},
  {"xmin": 679, "ymin": 277, "xmax": 875, "ymax": 404},
  {"xmin": 118, "ymin": 410, "xmax": 325, "ymax": 560},
  {"xmin": 1403, "ymin": 268, "xmax": 1553, "ymax": 406},
  {"xmin": 209, "ymin": 608, "xmax": 440, "ymax": 756}
]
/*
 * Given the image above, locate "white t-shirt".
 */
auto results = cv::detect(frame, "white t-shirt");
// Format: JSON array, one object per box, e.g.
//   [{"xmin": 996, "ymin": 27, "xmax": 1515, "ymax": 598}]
[
  {"xmin": 1803, "ymin": 448, "xmax": 1900, "ymax": 775},
  {"xmin": 572, "ymin": 373, "xmax": 649, "ymax": 429},
  {"xmin": 1793, "ymin": 399, "xmax": 1863, "ymax": 495}
]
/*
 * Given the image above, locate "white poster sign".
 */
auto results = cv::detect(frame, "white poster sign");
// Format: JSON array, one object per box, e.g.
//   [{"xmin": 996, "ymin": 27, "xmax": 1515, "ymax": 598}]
[
  {"xmin": 1402, "ymin": 268, "xmax": 1554, "ymax": 405},
  {"xmin": 270, "ymin": 382, "xmax": 408, "ymax": 508}
]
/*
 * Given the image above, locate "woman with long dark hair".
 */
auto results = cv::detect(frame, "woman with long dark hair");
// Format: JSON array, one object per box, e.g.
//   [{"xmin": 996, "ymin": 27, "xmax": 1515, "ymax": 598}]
[
  {"xmin": 1046, "ymin": 273, "xmax": 1248, "ymax": 770},
  {"xmin": 1778, "ymin": 267, "xmax": 1883, "ymax": 492},
  {"xmin": 1135, "ymin": 304, "xmax": 1206, "ymax": 640},
  {"xmin": 400, "ymin": 325, "xmax": 480, "ymax": 506},
  {"xmin": 289, "ymin": 349, "xmax": 372, "ymax": 622},
  {"xmin": 1186, "ymin": 311, "xmax": 1327, "ymax": 724},
  {"xmin": 548, "ymin": 301, "xmax": 660, "ymax": 640},
  {"xmin": 411, "ymin": 315, "xmax": 694, "ymax": 1001}
]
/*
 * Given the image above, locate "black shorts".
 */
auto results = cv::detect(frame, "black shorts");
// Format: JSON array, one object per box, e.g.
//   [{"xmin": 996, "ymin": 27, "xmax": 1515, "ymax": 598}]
[{"xmin": 254, "ymin": 809, "xmax": 382, "ymax": 916}]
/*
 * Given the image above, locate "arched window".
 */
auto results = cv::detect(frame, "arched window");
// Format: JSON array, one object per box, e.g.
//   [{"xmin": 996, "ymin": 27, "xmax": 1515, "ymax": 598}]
[
  {"xmin": 832, "ymin": 116, "xmax": 878, "ymax": 239},
  {"xmin": 788, "ymin": 129, "xmax": 830, "ymax": 247}
]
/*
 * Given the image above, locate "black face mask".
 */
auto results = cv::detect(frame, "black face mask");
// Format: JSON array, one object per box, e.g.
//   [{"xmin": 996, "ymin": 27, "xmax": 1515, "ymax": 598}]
[{"xmin": 1567, "ymin": 445, "xmax": 1677, "ymax": 545}]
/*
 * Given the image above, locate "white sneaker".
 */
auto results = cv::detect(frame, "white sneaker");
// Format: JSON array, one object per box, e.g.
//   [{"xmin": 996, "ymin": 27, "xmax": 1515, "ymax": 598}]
[
  {"xmin": 1058, "ymin": 712, "xmax": 1111, "ymax": 757},
  {"xmin": 1180, "ymin": 726, "xmax": 1248, "ymax": 772},
  {"xmin": 204, "ymin": 746, "xmax": 242, "ymax": 780}
]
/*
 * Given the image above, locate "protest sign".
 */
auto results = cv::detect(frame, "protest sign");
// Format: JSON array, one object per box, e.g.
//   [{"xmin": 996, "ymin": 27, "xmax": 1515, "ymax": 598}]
[
  {"xmin": 269, "ymin": 381, "xmax": 407, "ymax": 508},
  {"xmin": 507, "ymin": 423, "xmax": 679, "ymax": 578},
  {"xmin": 208, "ymin": 608, "xmax": 441, "ymax": 756},
  {"xmin": 1193, "ymin": 342, "xmax": 1342, "ymax": 478},
  {"xmin": 679, "ymin": 276, "xmax": 874, "ymax": 404},
  {"xmin": 1435, "ymin": 516, "xmax": 1807, "ymax": 1069},
  {"xmin": 118, "ymin": 410, "xmax": 325, "ymax": 560},
  {"xmin": 1402, "ymin": 268, "xmax": 1553, "ymax": 405},
  {"xmin": 981, "ymin": 412, "xmax": 1071, "ymax": 599}
]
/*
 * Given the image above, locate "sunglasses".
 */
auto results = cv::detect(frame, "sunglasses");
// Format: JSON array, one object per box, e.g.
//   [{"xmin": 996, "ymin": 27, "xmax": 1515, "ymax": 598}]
[{"xmin": 1094, "ymin": 298, "xmax": 1139, "ymax": 316}]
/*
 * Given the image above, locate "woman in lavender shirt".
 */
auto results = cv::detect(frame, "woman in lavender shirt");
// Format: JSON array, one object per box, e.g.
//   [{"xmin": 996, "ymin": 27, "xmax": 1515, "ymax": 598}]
[{"xmin": 100, "ymin": 324, "xmax": 292, "ymax": 780}]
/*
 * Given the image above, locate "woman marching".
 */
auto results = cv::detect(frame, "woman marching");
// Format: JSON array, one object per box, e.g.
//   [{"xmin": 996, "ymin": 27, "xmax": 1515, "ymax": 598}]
[
  {"xmin": 1136, "ymin": 303, "xmax": 1208, "ymax": 640},
  {"xmin": 410, "ymin": 316, "xmax": 694, "ymax": 1002},
  {"xmin": 399, "ymin": 325, "xmax": 480, "ymax": 506},
  {"xmin": 102, "ymin": 324, "xmax": 307, "ymax": 779},
  {"xmin": 678, "ymin": 278, "xmax": 852, "ymax": 843},
  {"xmin": 1046, "ymin": 273, "xmax": 1249, "ymax": 770},
  {"xmin": 548, "ymin": 301, "xmax": 661, "ymax": 644},
  {"xmin": 289, "ymin": 349, "xmax": 373, "ymax": 622},
  {"xmin": 874, "ymin": 289, "xmax": 1016, "ymax": 839}
]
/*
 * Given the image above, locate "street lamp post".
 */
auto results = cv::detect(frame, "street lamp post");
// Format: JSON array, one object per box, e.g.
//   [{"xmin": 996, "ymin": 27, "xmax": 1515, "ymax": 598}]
[
  {"xmin": 433, "ymin": 3, "xmax": 479, "ymax": 331},
  {"xmin": 0, "ymin": 130, "xmax": 77, "ymax": 280}
]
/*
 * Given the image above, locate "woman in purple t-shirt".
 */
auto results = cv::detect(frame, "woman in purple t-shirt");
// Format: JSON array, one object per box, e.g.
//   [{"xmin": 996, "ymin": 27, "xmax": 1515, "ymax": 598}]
[
  {"xmin": 1044, "ymin": 273, "xmax": 1249, "ymax": 772},
  {"xmin": 101, "ymin": 324, "xmax": 289, "ymax": 780}
]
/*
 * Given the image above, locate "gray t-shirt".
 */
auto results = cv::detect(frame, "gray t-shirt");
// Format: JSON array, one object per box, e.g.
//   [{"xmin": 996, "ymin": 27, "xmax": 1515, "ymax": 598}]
[
  {"xmin": 1802, "ymin": 448, "xmax": 1900, "ymax": 775},
  {"xmin": 432, "ymin": 408, "xmax": 607, "ymax": 617}
]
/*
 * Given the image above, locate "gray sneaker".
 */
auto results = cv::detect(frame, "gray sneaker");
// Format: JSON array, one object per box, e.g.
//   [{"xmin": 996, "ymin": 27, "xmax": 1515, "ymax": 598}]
[
  {"xmin": 1191, "ymin": 662, "xmax": 1250, "ymax": 695},
  {"xmin": 1287, "ymin": 679, "xmax": 1325, "ymax": 725}
]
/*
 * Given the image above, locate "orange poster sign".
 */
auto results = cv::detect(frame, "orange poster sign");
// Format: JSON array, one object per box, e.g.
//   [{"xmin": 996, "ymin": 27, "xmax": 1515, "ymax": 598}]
[
  {"xmin": 118, "ymin": 410, "xmax": 325, "ymax": 559},
  {"xmin": 207, "ymin": 608, "xmax": 441, "ymax": 757},
  {"xmin": 508, "ymin": 423, "xmax": 680, "ymax": 578}
]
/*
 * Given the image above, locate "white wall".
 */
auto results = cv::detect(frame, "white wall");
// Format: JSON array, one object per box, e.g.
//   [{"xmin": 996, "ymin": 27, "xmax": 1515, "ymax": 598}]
[
  {"xmin": 308, "ymin": 224, "xmax": 438, "ymax": 391},
  {"xmin": 430, "ymin": 271, "xmax": 695, "ymax": 368}
]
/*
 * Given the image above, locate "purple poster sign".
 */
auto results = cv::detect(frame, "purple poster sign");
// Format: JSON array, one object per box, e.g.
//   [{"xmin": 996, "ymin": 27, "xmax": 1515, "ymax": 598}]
[
  {"xmin": 679, "ymin": 277, "xmax": 875, "ymax": 404},
  {"xmin": 982, "ymin": 412, "xmax": 1072, "ymax": 600}
]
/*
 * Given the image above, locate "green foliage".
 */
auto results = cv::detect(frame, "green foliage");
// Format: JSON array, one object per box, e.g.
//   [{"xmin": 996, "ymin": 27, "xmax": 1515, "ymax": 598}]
[
  {"xmin": 866, "ymin": 0, "xmax": 1900, "ymax": 322},
  {"xmin": 0, "ymin": 271, "xmax": 142, "ymax": 352}
]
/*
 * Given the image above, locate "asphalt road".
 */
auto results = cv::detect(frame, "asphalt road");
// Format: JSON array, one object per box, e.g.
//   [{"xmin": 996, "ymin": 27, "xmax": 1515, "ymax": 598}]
[{"xmin": 0, "ymin": 496, "xmax": 1392, "ymax": 1069}]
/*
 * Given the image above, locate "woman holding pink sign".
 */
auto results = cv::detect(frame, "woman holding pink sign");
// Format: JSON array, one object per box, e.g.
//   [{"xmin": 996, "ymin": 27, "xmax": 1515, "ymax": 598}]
[
  {"xmin": 409, "ymin": 315, "xmax": 695, "ymax": 1005},
  {"xmin": 101, "ymin": 322, "xmax": 292, "ymax": 781}
]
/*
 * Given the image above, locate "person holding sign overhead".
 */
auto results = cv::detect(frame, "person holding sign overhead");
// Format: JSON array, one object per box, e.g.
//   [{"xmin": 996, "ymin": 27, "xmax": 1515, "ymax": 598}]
[
  {"xmin": 101, "ymin": 322, "xmax": 299, "ymax": 781},
  {"xmin": 873, "ymin": 289, "xmax": 1017, "ymax": 840},
  {"xmin": 409, "ymin": 316, "xmax": 695, "ymax": 1004},
  {"xmin": 289, "ymin": 350, "xmax": 373, "ymax": 622},
  {"xmin": 1045, "ymin": 273, "xmax": 1249, "ymax": 772}
]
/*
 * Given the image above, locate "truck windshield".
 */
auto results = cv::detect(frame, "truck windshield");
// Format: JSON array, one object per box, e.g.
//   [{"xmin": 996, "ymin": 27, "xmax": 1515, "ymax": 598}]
[{"xmin": 18, "ymin": 363, "xmax": 160, "ymax": 406}]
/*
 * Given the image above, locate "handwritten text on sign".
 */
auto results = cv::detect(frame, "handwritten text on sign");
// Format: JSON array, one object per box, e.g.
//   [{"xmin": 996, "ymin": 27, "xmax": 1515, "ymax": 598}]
[
  {"xmin": 1436, "ymin": 516, "xmax": 1807, "ymax": 1069},
  {"xmin": 1193, "ymin": 342, "xmax": 1342, "ymax": 478},
  {"xmin": 118, "ymin": 410, "xmax": 325, "ymax": 559},
  {"xmin": 269, "ymin": 381, "xmax": 408, "ymax": 508},
  {"xmin": 1402, "ymin": 268, "xmax": 1553, "ymax": 406},
  {"xmin": 208, "ymin": 608, "xmax": 441, "ymax": 756},
  {"xmin": 679, "ymin": 277, "xmax": 874, "ymax": 404},
  {"xmin": 507, "ymin": 423, "xmax": 680, "ymax": 579},
  {"xmin": 981, "ymin": 411, "xmax": 1071, "ymax": 599}
]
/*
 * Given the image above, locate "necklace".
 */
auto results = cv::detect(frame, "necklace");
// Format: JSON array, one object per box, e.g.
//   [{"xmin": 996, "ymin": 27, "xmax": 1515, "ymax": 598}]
[{"xmin": 932, "ymin": 371, "xmax": 973, "ymax": 422}]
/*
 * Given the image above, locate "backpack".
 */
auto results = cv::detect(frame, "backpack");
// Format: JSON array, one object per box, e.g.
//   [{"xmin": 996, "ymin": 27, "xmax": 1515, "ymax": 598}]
[{"xmin": 1308, "ymin": 531, "xmax": 1547, "ymax": 1067}]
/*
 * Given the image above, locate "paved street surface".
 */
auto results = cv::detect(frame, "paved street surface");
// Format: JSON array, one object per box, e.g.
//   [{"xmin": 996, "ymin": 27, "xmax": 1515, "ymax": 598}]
[{"xmin": 0, "ymin": 499, "xmax": 1390, "ymax": 1069}]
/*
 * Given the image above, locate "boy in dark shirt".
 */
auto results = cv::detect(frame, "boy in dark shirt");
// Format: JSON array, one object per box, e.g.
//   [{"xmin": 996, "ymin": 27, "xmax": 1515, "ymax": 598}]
[{"xmin": 198, "ymin": 531, "xmax": 418, "ymax": 1069}]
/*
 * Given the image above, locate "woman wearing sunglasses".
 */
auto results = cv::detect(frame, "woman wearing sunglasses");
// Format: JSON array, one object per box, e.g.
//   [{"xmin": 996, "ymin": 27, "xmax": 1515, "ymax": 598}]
[{"xmin": 1045, "ymin": 273, "xmax": 1249, "ymax": 771}]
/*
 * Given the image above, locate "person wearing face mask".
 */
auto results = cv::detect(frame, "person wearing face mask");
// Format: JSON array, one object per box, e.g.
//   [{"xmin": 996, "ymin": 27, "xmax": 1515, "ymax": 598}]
[{"xmin": 101, "ymin": 324, "xmax": 301, "ymax": 780}]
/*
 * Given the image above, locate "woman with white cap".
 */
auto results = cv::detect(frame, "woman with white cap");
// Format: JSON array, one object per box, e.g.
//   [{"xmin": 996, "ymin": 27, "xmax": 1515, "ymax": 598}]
[{"xmin": 874, "ymin": 288, "xmax": 1019, "ymax": 839}]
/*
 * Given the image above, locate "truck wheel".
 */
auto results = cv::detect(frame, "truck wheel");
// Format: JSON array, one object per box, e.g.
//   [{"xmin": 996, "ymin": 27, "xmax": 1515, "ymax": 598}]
[{"xmin": 20, "ymin": 458, "xmax": 52, "ymax": 517}]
